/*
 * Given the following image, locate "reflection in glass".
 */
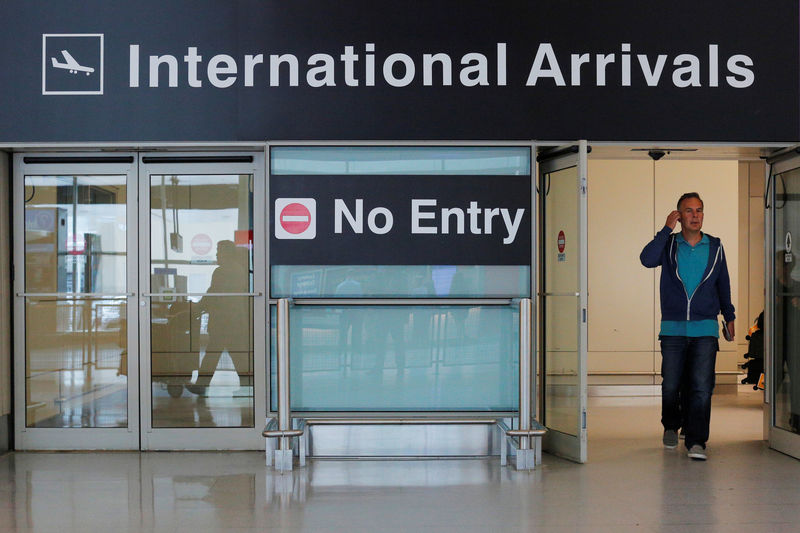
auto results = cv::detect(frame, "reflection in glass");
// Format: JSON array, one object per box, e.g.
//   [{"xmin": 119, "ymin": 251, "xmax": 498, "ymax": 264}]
[
  {"xmin": 150, "ymin": 174, "xmax": 254, "ymax": 428},
  {"xmin": 24, "ymin": 174, "xmax": 128, "ymax": 428},
  {"xmin": 25, "ymin": 298, "xmax": 128, "ymax": 428},
  {"xmin": 271, "ymin": 264, "xmax": 530, "ymax": 298},
  {"xmin": 270, "ymin": 305, "xmax": 519, "ymax": 411},
  {"xmin": 25, "ymin": 176, "xmax": 127, "ymax": 294},
  {"xmin": 543, "ymin": 296, "xmax": 579, "ymax": 436},
  {"xmin": 542, "ymin": 166, "xmax": 580, "ymax": 436},
  {"xmin": 774, "ymin": 168, "xmax": 800, "ymax": 435}
]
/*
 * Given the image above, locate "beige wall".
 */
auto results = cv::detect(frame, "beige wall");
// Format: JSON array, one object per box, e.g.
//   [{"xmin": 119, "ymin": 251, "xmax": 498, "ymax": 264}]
[
  {"xmin": 586, "ymin": 160, "xmax": 655, "ymax": 375},
  {"xmin": 587, "ymin": 158, "xmax": 749, "ymax": 384},
  {"xmin": 0, "ymin": 152, "xmax": 9, "ymax": 417},
  {"xmin": 740, "ymin": 162, "xmax": 766, "ymax": 359}
]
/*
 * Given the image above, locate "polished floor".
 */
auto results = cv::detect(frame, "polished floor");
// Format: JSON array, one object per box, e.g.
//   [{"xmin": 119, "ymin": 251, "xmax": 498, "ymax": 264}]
[{"xmin": 1, "ymin": 387, "xmax": 798, "ymax": 532}]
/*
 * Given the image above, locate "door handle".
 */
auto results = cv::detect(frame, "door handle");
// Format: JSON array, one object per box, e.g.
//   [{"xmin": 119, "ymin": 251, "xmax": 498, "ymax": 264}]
[
  {"xmin": 140, "ymin": 292, "xmax": 263, "ymax": 297},
  {"xmin": 17, "ymin": 292, "xmax": 135, "ymax": 298}
]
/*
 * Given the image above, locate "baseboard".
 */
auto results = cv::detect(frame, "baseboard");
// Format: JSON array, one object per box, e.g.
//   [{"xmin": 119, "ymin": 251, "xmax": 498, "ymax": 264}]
[
  {"xmin": 588, "ymin": 385, "xmax": 660, "ymax": 397},
  {"xmin": 0, "ymin": 414, "xmax": 9, "ymax": 454},
  {"xmin": 589, "ymin": 381, "xmax": 741, "ymax": 397}
]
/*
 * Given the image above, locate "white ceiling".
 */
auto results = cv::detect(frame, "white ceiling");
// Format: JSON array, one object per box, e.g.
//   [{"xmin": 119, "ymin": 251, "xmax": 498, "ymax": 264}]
[{"xmin": 587, "ymin": 144, "xmax": 784, "ymax": 161}]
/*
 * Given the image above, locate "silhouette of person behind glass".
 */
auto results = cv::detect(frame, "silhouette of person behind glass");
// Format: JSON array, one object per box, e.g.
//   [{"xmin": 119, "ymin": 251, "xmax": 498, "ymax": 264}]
[
  {"xmin": 367, "ymin": 268, "xmax": 407, "ymax": 378},
  {"xmin": 448, "ymin": 266, "xmax": 472, "ymax": 339},
  {"xmin": 336, "ymin": 269, "xmax": 363, "ymax": 358},
  {"xmin": 187, "ymin": 240, "xmax": 250, "ymax": 396},
  {"xmin": 410, "ymin": 272, "xmax": 434, "ymax": 346}
]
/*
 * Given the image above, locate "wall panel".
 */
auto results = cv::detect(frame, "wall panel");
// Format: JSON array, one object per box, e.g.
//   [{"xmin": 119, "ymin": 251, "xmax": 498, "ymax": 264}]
[
  {"xmin": 587, "ymin": 160, "xmax": 654, "ymax": 354},
  {"xmin": 738, "ymin": 162, "xmax": 751, "ymax": 361}
]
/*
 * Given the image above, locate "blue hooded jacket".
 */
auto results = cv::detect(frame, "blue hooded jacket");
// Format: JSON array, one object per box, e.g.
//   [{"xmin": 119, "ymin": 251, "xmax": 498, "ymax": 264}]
[{"xmin": 640, "ymin": 226, "xmax": 735, "ymax": 323}]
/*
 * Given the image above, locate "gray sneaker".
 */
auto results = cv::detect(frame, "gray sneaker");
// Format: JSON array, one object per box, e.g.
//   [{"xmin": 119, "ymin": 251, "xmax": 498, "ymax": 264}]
[
  {"xmin": 687, "ymin": 444, "xmax": 707, "ymax": 460},
  {"xmin": 663, "ymin": 429, "xmax": 679, "ymax": 449}
]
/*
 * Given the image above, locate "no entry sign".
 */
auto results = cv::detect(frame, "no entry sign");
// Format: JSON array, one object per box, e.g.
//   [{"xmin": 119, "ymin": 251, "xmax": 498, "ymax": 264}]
[
  {"xmin": 191, "ymin": 233, "xmax": 212, "ymax": 255},
  {"xmin": 557, "ymin": 230, "xmax": 567, "ymax": 262},
  {"xmin": 281, "ymin": 203, "xmax": 312, "ymax": 234},
  {"xmin": 270, "ymin": 174, "xmax": 531, "ymax": 265},
  {"xmin": 275, "ymin": 198, "xmax": 316, "ymax": 239}
]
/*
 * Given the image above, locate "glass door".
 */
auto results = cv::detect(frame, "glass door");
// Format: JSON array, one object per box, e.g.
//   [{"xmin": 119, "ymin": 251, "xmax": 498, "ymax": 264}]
[
  {"xmin": 138, "ymin": 153, "xmax": 265, "ymax": 450},
  {"xmin": 537, "ymin": 142, "xmax": 589, "ymax": 463},
  {"xmin": 766, "ymin": 153, "xmax": 800, "ymax": 459},
  {"xmin": 13, "ymin": 154, "xmax": 139, "ymax": 449}
]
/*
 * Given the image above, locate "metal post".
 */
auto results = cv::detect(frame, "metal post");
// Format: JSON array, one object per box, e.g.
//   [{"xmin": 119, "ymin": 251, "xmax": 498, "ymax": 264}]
[
  {"xmin": 275, "ymin": 298, "xmax": 293, "ymax": 471},
  {"xmin": 516, "ymin": 298, "xmax": 535, "ymax": 470}
]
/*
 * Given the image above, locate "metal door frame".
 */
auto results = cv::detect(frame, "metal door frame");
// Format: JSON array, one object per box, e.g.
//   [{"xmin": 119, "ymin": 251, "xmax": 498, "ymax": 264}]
[
  {"xmin": 765, "ymin": 150, "xmax": 800, "ymax": 460},
  {"xmin": 537, "ymin": 141, "xmax": 589, "ymax": 463},
  {"xmin": 12, "ymin": 153, "xmax": 140, "ymax": 450},
  {"xmin": 138, "ymin": 152, "xmax": 266, "ymax": 450}
]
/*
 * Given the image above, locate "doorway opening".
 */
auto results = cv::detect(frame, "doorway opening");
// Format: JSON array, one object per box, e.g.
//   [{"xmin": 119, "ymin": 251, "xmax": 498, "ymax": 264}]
[{"xmin": 577, "ymin": 144, "xmax": 769, "ymax": 459}]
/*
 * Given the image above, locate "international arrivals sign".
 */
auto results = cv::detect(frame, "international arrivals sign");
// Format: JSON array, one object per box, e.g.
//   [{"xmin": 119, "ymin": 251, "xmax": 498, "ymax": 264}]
[
  {"xmin": 126, "ymin": 43, "xmax": 755, "ymax": 90},
  {"xmin": 1, "ymin": 1, "xmax": 798, "ymax": 142}
]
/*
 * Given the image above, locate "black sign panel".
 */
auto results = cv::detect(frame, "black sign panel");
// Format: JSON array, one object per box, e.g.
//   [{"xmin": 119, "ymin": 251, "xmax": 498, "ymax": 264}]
[
  {"xmin": 1, "ymin": 1, "xmax": 798, "ymax": 142},
  {"xmin": 270, "ymin": 175, "xmax": 532, "ymax": 265}
]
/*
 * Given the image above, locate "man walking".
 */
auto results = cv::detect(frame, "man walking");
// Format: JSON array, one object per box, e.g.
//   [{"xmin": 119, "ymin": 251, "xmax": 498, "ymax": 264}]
[{"xmin": 640, "ymin": 192, "xmax": 735, "ymax": 460}]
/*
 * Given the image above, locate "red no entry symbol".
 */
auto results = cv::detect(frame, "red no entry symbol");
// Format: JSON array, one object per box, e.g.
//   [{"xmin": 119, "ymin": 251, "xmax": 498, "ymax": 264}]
[
  {"xmin": 279, "ymin": 202, "xmax": 312, "ymax": 234},
  {"xmin": 557, "ymin": 230, "xmax": 566, "ymax": 253},
  {"xmin": 191, "ymin": 233, "xmax": 212, "ymax": 255}
]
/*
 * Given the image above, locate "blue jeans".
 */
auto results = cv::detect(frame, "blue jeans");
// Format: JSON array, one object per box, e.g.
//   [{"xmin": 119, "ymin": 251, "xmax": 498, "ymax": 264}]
[{"xmin": 660, "ymin": 336, "xmax": 718, "ymax": 449}]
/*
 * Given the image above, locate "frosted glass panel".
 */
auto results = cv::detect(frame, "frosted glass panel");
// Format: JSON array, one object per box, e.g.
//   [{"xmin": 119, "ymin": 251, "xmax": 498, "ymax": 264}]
[
  {"xmin": 270, "ymin": 305, "xmax": 519, "ymax": 411},
  {"xmin": 271, "ymin": 146, "xmax": 530, "ymax": 175},
  {"xmin": 271, "ymin": 265, "xmax": 530, "ymax": 298}
]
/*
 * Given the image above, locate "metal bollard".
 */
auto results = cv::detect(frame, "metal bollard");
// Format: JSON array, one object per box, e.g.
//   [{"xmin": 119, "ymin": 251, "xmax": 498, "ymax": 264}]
[
  {"xmin": 275, "ymin": 298, "xmax": 293, "ymax": 472},
  {"xmin": 516, "ymin": 298, "xmax": 535, "ymax": 470}
]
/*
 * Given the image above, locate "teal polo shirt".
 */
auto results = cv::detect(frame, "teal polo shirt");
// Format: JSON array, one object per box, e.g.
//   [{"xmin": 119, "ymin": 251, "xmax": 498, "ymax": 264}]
[{"xmin": 660, "ymin": 233, "xmax": 719, "ymax": 338}]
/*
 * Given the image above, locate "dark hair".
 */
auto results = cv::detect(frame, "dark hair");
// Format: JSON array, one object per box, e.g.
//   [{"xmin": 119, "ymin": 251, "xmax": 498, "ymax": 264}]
[{"xmin": 677, "ymin": 192, "xmax": 703, "ymax": 210}]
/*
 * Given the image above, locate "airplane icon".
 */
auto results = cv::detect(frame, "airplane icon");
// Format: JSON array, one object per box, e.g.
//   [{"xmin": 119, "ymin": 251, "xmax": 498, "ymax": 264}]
[{"xmin": 51, "ymin": 50, "xmax": 94, "ymax": 75}]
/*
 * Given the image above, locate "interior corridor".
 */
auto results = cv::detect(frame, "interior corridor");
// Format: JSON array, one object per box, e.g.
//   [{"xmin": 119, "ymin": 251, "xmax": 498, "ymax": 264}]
[{"xmin": 1, "ymin": 388, "xmax": 795, "ymax": 533}]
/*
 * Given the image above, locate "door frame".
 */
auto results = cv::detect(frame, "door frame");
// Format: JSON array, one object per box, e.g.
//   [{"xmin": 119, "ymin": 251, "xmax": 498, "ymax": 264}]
[
  {"xmin": 765, "ymin": 150, "xmax": 800, "ymax": 460},
  {"xmin": 137, "ymin": 152, "xmax": 266, "ymax": 450},
  {"xmin": 12, "ymin": 153, "xmax": 140, "ymax": 450},
  {"xmin": 537, "ymin": 141, "xmax": 589, "ymax": 463}
]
